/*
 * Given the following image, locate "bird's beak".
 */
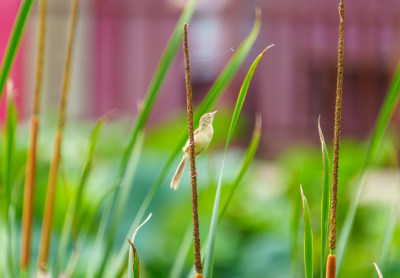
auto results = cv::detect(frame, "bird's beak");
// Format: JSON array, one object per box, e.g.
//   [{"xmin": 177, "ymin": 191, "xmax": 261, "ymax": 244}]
[{"xmin": 211, "ymin": 110, "xmax": 217, "ymax": 115}]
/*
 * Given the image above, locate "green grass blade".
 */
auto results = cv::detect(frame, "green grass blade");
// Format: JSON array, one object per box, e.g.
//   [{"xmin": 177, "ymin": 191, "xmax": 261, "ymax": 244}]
[
  {"xmin": 0, "ymin": 0, "xmax": 34, "ymax": 96},
  {"xmin": 373, "ymin": 263, "xmax": 383, "ymax": 278},
  {"xmin": 336, "ymin": 61, "xmax": 400, "ymax": 272},
  {"xmin": 219, "ymin": 114, "xmax": 261, "ymax": 218},
  {"xmin": 318, "ymin": 118, "xmax": 330, "ymax": 277},
  {"xmin": 88, "ymin": 1, "xmax": 196, "ymax": 276},
  {"xmin": 378, "ymin": 140, "xmax": 399, "ymax": 273},
  {"xmin": 300, "ymin": 186, "xmax": 313, "ymax": 278},
  {"xmin": 3, "ymin": 82, "xmax": 17, "ymax": 211},
  {"xmin": 2, "ymin": 82, "xmax": 18, "ymax": 278},
  {"xmin": 203, "ymin": 44, "xmax": 271, "ymax": 278},
  {"xmin": 87, "ymin": 132, "xmax": 145, "ymax": 277},
  {"xmin": 127, "ymin": 213, "xmax": 152, "ymax": 278},
  {"xmin": 52, "ymin": 119, "xmax": 105, "ymax": 276},
  {"xmin": 115, "ymin": 8, "xmax": 263, "ymax": 269}
]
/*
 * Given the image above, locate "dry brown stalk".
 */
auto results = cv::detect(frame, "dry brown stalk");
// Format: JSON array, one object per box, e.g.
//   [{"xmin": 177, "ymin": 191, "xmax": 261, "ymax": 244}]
[
  {"xmin": 329, "ymin": 0, "xmax": 345, "ymax": 252},
  {"xmin": 20, "ymin": 0, "xmax": 46, "ymax": 269},
  {"xmin": 326, "ymin": 254, "xmax": 336, "ymax": 278},
  {"xmin": 183, "ymin": 23, "xmax": 202, "ymax": 275},
  {"xmin": 38, "ymin": 0, "xmax": 80, "ymax": 270}
]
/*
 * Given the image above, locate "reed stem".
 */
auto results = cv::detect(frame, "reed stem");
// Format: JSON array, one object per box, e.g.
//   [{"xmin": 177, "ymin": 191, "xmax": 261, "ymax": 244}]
[
  {"xmin": 20, "ymin": 0, "xmax": 46, "ymax": 269},
  {"xmin": 38, "ymin": 0, "xmax": 79, "ymax": 270},
  {"xmin": 329, "ymin": 0, "xmax": 345, "ymax": 253},
  {"xmin": 183, "ymin": 23, "xmax": 202, "ymax": 275}
]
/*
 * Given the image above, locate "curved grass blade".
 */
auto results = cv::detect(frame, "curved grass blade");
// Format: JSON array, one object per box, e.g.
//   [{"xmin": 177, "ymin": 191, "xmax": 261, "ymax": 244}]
[
  {"xmin": 203, "ymin": 44, "xmax": 273, "ymax": 278},
  {"xmin": 52, "ymin": 118, "xmax": 105, "ymax": 276},
  {"xmin": 318, "ymin": 117, "xmax": 330, "ymax": 277},
  {"xmin": 378, "ymin": 140, "xmax": 399, "ymax": 273},
  {"xmin": 300, "ymin": 186, "xmax": 313, "ymax": 278},
  {"xmin": 3, "ymin": 81, "xmax": 17, "ymax": 214},
  {"xmin": 219, "ymin": 114, "xmax": 261, "ymax": 218},
  {"xmin": 88, "ymin": 1, "xmax": 196, "ymax": 276},
  {"xmin": 336, "ymin": 61, "xmax": 400, "ymax": 272},
  {"xmin": 2, "ymin": 82, "xmax": 18, "ymax": 277},
  {"xmin": 87, "ymin": 132, "xmax": 145, "ymax": 277},
  {"xmin": 373, "ymin": 263, "xmax": 383, "ymax": 278},
  {"xmin": 0, "ymin": 0, "xmax": 34, "ymax": 96},
  {"xmin": 127, "ymin": 213, "xmax": 152, "ymax": 278},
  {"xmin": 114, "ymin": 8, "xmax": 264, "ymax": 272}
]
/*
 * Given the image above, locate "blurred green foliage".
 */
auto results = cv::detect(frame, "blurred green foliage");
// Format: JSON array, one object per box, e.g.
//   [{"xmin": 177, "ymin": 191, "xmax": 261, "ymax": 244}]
[{"xmin": 1, "ymin": 114, "xmax": 400, "ymax": 277}]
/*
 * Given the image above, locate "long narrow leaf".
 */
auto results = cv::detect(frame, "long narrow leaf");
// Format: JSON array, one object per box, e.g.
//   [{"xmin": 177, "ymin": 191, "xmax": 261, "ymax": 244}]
[
  {"xmin": 0, "ymin": 0, "xmax": 34, "ymax": 96},
  {"xmin": 128, "ymin": 213, "xmax": 152, "ymax": 278},
  {"xmin": 219, "ymin": 114, "xmax": 262, "ymax": 218},
  {"xmin": 203, "ymin": 43, "xmax": 272, "ymax": 278},
  {"xmin": 336, "ymin": 61, "xmax": 400, "ymax": 272},
  {"xmin": 3, "ymin": 82, "xmax": 18, "ymax": 278},
  {"xmin": 115, "ymin": 8, "xmax": 264, "ymax": 270},
  {"xmin": 301, "ymin": 186, "xmax": 313, "ymax": 278},
  {"xmin": 318, "ymin": 118, "xmax": 330, "ymax": 277},
  {"xmin": 52, "ymin": 119, "xmax": 105, "ymax": 276},
  {"xmin": 88, "ymin": 1, "xmax": 197, "ymax": 276}
]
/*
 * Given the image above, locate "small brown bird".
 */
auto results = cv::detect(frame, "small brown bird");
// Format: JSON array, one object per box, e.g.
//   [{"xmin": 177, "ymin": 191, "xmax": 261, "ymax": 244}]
[{"xmin": 170, "ymin": 111, "xmax": 217, "ymax": 190}]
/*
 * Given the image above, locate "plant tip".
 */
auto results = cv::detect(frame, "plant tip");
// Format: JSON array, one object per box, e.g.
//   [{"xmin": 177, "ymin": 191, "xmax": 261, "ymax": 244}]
[{"xmin": 255, "ymin": 113, "xmax": 262, "ymax": 131}]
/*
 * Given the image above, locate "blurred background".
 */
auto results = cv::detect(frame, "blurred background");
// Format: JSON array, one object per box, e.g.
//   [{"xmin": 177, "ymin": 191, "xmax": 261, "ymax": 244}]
[{"xmin": 1, "ymin": 0, "xmax": 400, "ymax": 277}]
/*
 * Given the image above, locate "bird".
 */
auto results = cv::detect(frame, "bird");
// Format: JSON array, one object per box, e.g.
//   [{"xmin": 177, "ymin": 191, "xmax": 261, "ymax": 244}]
[{"xmin": 170, "ymin": 111, "xmax": 217, "ymax": 190}]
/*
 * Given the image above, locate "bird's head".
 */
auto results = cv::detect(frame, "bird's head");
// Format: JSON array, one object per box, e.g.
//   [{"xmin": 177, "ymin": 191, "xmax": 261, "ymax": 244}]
[{"xmin": 199, "ymin": 111, "xmax": 217, "ymax": 126}]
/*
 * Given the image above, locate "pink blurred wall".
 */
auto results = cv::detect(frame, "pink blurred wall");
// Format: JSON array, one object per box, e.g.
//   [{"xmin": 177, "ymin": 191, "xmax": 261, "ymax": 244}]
[{"xmin": 0, "ymin": 0, "xmax": 24, "ymax": 121}]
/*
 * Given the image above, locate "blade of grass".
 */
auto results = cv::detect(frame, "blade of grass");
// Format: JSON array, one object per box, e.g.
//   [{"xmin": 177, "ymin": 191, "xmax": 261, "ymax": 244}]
[
  {"xmin": 3, "ymin": 81, "xmax": 18, "ymax": 278},
  {"xmin": 87, "ymin": 1, "xmax": 196, "ymax": 276},
  {"xmin": 378, "ymin": 140, "xmax": 399, "ymax": 273},
  {"xmin": 113, "ymin": 7, "xmax": 264, "ymax": 274},
  {"xmin": 336, "ymin": 61, "xmax": 400, "ymax": 272},
  {"xmin": 127, "ymin": 213, "xmax": 152, "ymax": 278},
  {"xmin": 0, "ymin": 0, "xmax": 34, "ymax": 96},
  {"xmin": 52, "ymin": 119, "xmax": 105, "ymax": 276},
  {"xmin": 203, "ymin": 43, "xmax": 273, "ymax": 278},
  {"xmin": 318, "ymin": 118, "xmax": 330, "ymax": 277},
  {"xmin": 373, "ymin": 263, "xmax": 383, "ymax": 278},
  {"xmin": 300, "ymin": 186, "xmax": 313, "ymax": 278},
  {"xmin": 219, "ymin": 114, "xmax": 261, "ymax": 218},
  {"xmin": 3, "ymin": 81, "xmax": 17, "ymax": 217}
]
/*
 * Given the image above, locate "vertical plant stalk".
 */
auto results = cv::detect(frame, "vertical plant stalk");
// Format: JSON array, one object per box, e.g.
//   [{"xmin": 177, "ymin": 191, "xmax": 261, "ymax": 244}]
[
  {"xmin": 20, "ymin": 0, "xmax": 46, "ymax": 269},
  {"xmin": 183, "ymin": 23, "xmax": 203, "ymax": 276},
  {"xmin": 329, "ymin": 0, "xmax": 344, "ymax": 253},
  {"xmin": 38, "ymin": 0, "xmax": 79, "ymax": 270}
]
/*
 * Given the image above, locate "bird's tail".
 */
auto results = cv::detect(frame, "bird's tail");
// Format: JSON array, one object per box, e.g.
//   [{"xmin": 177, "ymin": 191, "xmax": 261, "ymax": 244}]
[{"xmin": 170, "ymin": 153, "xmax": 189, "ymax": 190}]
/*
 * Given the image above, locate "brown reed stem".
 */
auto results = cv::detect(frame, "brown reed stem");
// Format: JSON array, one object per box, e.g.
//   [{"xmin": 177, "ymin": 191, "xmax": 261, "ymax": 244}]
[
  {"xmin": 20, "ymin": 0, "xmax": 46, "ymax": 269},
  {"xmin": 329, "ymin": 0, "xmax": 345, "ymax": 252},
  {"xmin": 326, "ymin": 254, "xmax": 336, "ymax": 278},
  {"xmin": 38, "ymin": 0, "xmax": 79, "ymax": 270},
  {"xmin": 183, "ymin": 23, "xmax": 202, "ymax": 275}
]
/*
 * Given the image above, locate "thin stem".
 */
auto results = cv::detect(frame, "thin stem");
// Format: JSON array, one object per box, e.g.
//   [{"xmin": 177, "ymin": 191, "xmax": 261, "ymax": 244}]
[
  {"xmin": 329, "ymin": 0, "xmax": 345, "ymax": 252},
  {"xmin": 20, "ymin": 0, "xmax": 46, "ymax": 269},
  {"xmin": 183, "ymin": 23, "xmax": 202, "ymax": 275},
  {"xmin": 38, "ymin": 0, "xmax": 79, "ymax": 270}
]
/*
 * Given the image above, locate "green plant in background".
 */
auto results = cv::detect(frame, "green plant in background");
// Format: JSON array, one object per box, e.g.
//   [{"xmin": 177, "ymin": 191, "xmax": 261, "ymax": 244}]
[{"xmin": 1, "ymin": 0, "xmax": 400, "ymax": 277}]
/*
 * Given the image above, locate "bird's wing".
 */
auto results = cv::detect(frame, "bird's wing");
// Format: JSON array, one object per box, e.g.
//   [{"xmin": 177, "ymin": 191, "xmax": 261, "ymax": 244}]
[{"xmin": 183, "ymin": 128, "xmax": 200, "ymax": 152}]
